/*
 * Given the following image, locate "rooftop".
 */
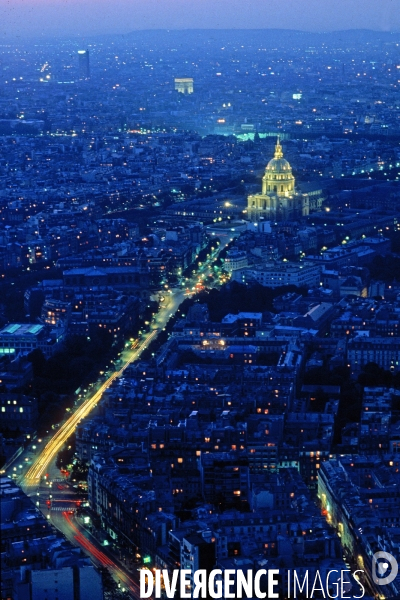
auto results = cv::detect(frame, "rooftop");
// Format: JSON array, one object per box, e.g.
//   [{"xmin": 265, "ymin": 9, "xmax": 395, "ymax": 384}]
[{"xmin": 0, "ymin": 323, "xmax": 45, "ymax": 337}]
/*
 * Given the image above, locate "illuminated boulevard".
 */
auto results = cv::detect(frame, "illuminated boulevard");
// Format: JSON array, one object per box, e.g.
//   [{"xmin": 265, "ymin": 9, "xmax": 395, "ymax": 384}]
[
  {"xmin": 10, "ymin": 286, "xmax": 188, "ymax": 599},
  {"xmin": 24, "ymin": 320, "xmax": 163, "ymax": 485},
  {"xmin": 22, "ymin": 231, "xmax": 235, "ymax": 485},
  {"xmin": 10, "ymin": 236, "xmax": 236, "ymax": 599}
]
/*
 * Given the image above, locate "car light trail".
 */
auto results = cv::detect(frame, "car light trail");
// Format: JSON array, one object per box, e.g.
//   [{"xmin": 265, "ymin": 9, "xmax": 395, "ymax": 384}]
[
  {"xmin": 24, "ymin": 328, "xmax": 159, "ymax": 484},
  {"xmin": 63, "ymin": 512, "xmax": 140, "ymax": 598}
]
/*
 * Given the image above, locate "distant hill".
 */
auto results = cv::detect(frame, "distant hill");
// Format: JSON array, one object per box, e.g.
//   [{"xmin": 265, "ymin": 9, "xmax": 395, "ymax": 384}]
[{"xmin": 96, "ymin": 28, "xmax": 400, "ymax": 49}]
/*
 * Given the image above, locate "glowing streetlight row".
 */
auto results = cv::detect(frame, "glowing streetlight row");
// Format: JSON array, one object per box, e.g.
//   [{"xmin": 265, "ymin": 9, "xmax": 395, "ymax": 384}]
[{"xmin": 25, "ymin": 329, "xmax": 159, "ymax": 483}]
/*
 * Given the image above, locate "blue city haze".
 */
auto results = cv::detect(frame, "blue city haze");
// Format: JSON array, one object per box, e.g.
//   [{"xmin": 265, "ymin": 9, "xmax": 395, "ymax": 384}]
[{"xmin": 0, "ymin": 0, "xmax": 399, "ymax": 38}]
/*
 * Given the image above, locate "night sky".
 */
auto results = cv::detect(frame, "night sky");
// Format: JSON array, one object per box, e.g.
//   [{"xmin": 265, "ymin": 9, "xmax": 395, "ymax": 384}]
[{"xmin": 0, "ymin": 0, "xmax": 398, "ymax": 39}]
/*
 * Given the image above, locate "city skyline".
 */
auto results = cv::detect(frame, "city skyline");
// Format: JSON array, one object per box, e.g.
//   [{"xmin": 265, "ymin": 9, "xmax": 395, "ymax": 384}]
[
  {"xmin": 2, "ymin": 20, "xmax": 400, "ymax": 600},
  {"xmin": 0, "ymin": 0, "xmax": 399, "ymax": 38}
]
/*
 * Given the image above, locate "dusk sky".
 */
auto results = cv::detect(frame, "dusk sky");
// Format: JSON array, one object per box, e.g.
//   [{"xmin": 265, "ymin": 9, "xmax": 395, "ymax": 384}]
[{"xmin": 0, "ymin": 0, "xmax": 398, "ymax": 38}]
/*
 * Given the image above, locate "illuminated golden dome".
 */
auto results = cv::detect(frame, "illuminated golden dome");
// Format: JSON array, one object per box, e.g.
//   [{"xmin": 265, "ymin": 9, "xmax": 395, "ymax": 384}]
[
  {"xmin": 266, "ymin": 137, "xmax": 291, "ymax": 173},
  {"xmin": 262, "ymin": 137, "xmax": 295, "ymax": 197},
  {"xmin": 247, "ymin": 135, "xmax": 309, "ymax": 221}
]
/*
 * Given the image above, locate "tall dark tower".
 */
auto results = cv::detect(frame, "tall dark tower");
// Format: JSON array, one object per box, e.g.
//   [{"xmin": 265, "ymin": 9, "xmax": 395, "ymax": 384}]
[{"xmin": 78, "ymin": 50, "xmax": 90, "ymax": 80}]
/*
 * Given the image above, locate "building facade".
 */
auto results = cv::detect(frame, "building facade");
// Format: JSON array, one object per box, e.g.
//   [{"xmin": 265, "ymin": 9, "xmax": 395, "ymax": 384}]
[
  {"xmin": 78, "ymin": 50, "xmax": 90, "ymax": 80},
  {"xmin": 242, "ymin": 261, "xmax": 321, "ymax": 289},
  {"xmin": 0, "ymin": 323, "xmax": 64, "ymax": 358}
]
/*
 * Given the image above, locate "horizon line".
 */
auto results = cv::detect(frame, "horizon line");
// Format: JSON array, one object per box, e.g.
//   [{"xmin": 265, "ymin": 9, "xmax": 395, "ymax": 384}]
[{"xmin": 1, "ymin": 27, "xmax": 400, "ymax": 42}]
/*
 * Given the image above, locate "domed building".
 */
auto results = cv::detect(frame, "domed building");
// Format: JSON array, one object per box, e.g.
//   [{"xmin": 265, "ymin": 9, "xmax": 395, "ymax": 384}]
[{"xmin": 247, "ymin": 137, "xmax": 309, "ymax": 222}]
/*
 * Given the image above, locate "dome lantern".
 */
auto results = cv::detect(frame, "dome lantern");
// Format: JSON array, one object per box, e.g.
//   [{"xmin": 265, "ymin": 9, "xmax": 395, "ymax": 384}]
[{"xmin": 274, "ymin": 136, "xmax": 283, "ymax": 159}]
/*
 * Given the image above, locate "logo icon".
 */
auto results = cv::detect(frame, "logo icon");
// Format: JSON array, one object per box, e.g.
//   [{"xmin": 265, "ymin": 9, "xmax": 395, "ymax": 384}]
[{"xmin": 372, "ymin": 551, "xmax": 398, "ymax": 586}]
